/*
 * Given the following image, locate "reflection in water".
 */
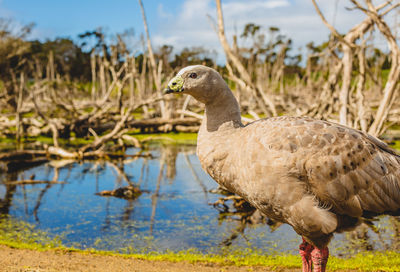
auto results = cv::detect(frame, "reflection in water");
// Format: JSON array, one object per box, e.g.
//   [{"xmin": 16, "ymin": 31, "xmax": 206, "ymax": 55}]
[
  {"xmin": 0, "ymin": 173, "xmax": 17, "ymax": 215},
  {"xmin": 0, "ymin": 144, "xmax": 400, "ymax": 256},
  {"xmin": 212, "ymin": 192, "xmax": 282, "ymax": 247}
]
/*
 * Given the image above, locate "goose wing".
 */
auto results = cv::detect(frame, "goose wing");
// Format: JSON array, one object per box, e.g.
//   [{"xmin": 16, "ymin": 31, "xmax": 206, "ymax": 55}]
[{"xmin": 254, "ymin": 116, "xmax": 400, "ymax": 218}]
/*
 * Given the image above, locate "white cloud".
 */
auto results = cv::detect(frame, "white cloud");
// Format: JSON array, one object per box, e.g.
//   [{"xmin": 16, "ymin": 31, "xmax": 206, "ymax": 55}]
[
  {"xmin": 179, "ymin": 0, "xmax": 212, "ymax": 22},
  {"xmin": 152, "ymin": 0, "xmax": 396, "ymax": 64},
  {"xmin": 222, "ymin": 0, "xmax": 289, "ymax": 15},
  {"xmin": 154, "ymin": 0, "xmax": 217, "ymax": 53}
]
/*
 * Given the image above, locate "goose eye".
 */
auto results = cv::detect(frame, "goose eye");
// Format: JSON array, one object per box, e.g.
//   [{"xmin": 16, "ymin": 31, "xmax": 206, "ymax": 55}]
[{"xmin": 189, "ymin": 73, "xmax": 197, "ymax": 79}]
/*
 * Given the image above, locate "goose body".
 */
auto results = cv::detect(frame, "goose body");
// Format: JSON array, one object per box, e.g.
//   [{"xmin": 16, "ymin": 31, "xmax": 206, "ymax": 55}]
[{"xmin": 165, "ymin": 65, "xmax": 400, "ymax": 272}]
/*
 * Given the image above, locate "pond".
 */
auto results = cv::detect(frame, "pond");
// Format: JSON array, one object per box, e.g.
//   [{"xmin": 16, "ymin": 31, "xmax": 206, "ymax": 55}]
[{"xmin": 0, "ymin": 143, "xmax": 399, "ymax": 256}]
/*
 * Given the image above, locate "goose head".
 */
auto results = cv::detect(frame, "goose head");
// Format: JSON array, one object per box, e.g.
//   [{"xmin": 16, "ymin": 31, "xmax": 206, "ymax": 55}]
[{"xmin": 164, "ymin": 65, "xmax": 227, "ymax": 104}]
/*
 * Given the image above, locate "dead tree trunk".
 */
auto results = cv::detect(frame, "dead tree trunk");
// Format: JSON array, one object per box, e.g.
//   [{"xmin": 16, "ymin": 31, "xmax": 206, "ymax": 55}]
[
  {"xmin": 311, "ymin": 0, "xmax": 396, "ymax": 130},
  {"xmin": 339, "ymin": 44, "xmax": 353, "ymax": 126},
  {"xmin": 355, "ymin": 42, "xmax": 368, "ymax": 132},
  {"xmin": 15, "ymin": 72, "xmax": 25, "ymax": 144},
  {"xmin": 138, "ymin": 0, "xmax": 169, "ymax": 119},
  {"xmin": 215, "ymin": 0, "xmax": 277, "ymax": 116},
  {"xmin": 359, "ymin": 0, "xmax": 400, "ymax": 136}
]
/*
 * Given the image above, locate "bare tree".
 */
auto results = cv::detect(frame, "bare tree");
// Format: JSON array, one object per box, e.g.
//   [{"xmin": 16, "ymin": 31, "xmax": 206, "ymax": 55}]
[
  {"xmin": 138, "ymin": 0, "xmax": 171, "ymax": 121},
  {"xmin": 215, "ymin": 0, "xmax": 277, "ymax": 116},
  {"xmin": 312, "ymin": 0, "xmax": 400, "ymax": 135}
]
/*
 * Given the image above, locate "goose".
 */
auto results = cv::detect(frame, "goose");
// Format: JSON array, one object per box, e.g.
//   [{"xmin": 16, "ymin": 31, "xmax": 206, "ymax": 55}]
[{"xmin": 164, "ymin": 65, "xmax": 400, "ymax": 272}]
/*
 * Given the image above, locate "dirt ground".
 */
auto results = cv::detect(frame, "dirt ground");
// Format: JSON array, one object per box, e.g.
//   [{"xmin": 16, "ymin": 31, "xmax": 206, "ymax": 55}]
[{"xmin": 0, "ymin": 245, "xmax": 299, "ymax": 272}]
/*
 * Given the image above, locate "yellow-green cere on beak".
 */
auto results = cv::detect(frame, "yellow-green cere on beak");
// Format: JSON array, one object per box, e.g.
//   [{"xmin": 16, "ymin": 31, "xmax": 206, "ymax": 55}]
[{"xmin": 164, "ymin": 75, "xmax": 184, "ymax": 94}]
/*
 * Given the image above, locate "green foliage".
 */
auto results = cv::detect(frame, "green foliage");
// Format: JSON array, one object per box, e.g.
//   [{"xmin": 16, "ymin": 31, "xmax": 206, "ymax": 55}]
[
  {"xmin": 241, "ymin": 23, "xmax": 262, "ymax": 38},
  {"xmin": 170, "ymin": 46, "xmax": 216, "ymax": 69},
  {"xmin": 29, "ymin": 38, "xmax": 92, "ymax": 81}
]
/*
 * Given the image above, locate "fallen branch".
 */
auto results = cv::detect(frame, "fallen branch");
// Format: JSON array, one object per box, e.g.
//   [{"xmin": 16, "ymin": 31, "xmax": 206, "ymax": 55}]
[
  {"xmin": 0, "ymin": 150, "xmax": 46, "ymax": 161},
  {"xmin": 96, "ymin": 185, "xmax": 142, "ymax": 199},
  {"xmin": 5, "ymin": 180, "xmax": 66, "ymax": 185}
]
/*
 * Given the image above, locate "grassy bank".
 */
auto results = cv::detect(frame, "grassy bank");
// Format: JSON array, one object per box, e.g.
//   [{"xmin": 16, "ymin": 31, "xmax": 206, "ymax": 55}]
[
  {"xmin": 0, "ymin": 132, "xmax": 198, "ymax": 151},
  {"xmin": 129, "ymin": 132, "xmax": 197, "ymax": 145},
  {"xmin": 0, "ymin": 131, "xmax": 197, "ymax": 149},
  {"xmin": 1, "ymin": 216, "xmax": 400, "ymax": 271},
  {"xmin": 2, "ymin": 232, "xmax": 400, "ymax": 271}
]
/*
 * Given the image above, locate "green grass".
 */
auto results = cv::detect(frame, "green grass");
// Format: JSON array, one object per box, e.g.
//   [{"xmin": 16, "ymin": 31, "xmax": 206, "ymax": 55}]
[
  {"xmin": 0, "ymin": 132, "xmax": 198, "ymax": 150},
  {"xmin": 0, "ymin": 216, "xmax": 63, "ymax": 250},
  {"xmin": 2, "ymin": 216, "xmax": 400, "ymax": 271},
  {"xmin": 0, "ymin": 135, "xmax": 94, "ymax": 148},
  {"xmin": 391, "ymin": 140, "xmax": 400, "ymax": 150},
  {"xmin": 129, "ymin": 132, "xmax": 197, "ymax": 145}
]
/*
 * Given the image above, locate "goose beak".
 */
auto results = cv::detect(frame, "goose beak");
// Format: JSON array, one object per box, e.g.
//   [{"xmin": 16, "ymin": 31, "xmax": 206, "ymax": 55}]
[
  {"xmin": 164, "ymin": 75, "xmax": 184, "ymax": 94},
  {"xmin": 163, "ymin": 87, "xmax": 174, "ymax": 94}
]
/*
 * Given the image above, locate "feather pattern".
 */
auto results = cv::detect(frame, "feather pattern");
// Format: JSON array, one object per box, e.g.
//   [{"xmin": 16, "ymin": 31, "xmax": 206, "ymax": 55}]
[{"xmin": 198, "ymin": 116, "xmax": 400, "ymax": 247}]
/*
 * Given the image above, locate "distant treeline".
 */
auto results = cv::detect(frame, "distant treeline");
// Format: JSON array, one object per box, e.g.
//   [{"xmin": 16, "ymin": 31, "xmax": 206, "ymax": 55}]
[{"xmin": 1, "ymin": 17, "xmax": 394, "ymax": 86}]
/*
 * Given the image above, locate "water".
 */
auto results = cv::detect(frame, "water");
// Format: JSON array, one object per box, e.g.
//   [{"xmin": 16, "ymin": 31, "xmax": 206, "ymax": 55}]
[{"xmin": 0, "ymin": 144, "xmax": 399, "ymax": 256}]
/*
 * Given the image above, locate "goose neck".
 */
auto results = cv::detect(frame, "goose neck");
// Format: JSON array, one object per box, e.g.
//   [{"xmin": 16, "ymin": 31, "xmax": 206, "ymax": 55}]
[{"xmin": 202, "ymin": 88, "xmax": 242, "ymax": 133}]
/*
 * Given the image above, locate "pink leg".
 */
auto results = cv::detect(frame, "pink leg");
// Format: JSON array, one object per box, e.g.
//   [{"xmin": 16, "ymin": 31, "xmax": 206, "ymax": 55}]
[
  {"xmin": 299, "ymin": 237, "xmax": 313, "ymax": 272},
  {"xmin": 311, "ymin": 247, "xmax": 329, "ymax": 272}
]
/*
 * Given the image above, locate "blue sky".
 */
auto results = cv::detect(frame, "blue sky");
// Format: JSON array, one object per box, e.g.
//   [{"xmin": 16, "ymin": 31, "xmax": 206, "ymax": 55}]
[
  {"xmin": 0, "ymin": 0, "xmax": 396, "ymax": 62},
  {"xmin": 0, "ymin": 0, "xmax": 179, "ymax": 39}
]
